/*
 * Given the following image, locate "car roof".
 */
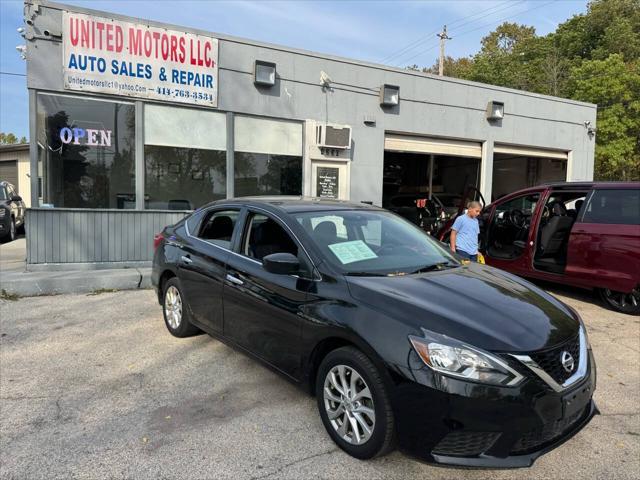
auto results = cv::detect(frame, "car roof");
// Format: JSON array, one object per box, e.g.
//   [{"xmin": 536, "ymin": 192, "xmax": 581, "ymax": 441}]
[
  {"xmin": 206, "ymin": 196, "xmax": 385, "ymax": 214},
  {"xmin": 491, "ymin": 181, "xmax": 639, "ymax": 205},
  {"xmin": 541, "ymin": 181, "xmax": 639, "ymax": 190}
]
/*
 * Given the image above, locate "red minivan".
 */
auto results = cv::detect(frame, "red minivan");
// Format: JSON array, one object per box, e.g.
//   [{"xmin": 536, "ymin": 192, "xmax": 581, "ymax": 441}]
[{"xmin": 438, "ymin": 182, "xmax": 640, "ymax": 315}]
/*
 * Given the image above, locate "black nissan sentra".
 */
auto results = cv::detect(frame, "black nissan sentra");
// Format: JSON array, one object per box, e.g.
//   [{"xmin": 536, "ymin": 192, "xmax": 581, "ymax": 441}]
[{"xmin": 152, "ymin": 197, "xmax": 597, "ymax": 467}]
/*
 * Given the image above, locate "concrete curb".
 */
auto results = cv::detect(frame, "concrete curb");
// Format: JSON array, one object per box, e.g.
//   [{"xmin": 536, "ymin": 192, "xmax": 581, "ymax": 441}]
[{"xmin": 0, "ymin": 267, "xmax": 152, "ymax": 297}]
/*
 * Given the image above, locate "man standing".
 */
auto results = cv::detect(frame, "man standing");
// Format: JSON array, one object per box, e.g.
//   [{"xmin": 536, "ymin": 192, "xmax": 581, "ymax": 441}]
[{"xmin": 450, "ymin": 201, "xmax": 481, "ymax": 262}]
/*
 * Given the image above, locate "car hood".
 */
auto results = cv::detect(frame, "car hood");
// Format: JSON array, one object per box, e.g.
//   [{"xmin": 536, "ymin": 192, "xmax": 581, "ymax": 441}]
[{"xmin": 345, "ymin": 263, "xmax": 579, "ymax": 353}]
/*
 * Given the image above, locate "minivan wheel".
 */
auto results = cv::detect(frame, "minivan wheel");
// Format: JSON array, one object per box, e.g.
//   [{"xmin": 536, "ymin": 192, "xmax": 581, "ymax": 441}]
[
  {"xmin": 162, "ymin": 278, "xmax": 201, "ymax": 337},
  {"xmin": 599, "ymin": 288, "xmax": 640, "ymax": 315},
  {"xmin": 316, "ymin": 346, "xmax": 395, "ymax": 459}
]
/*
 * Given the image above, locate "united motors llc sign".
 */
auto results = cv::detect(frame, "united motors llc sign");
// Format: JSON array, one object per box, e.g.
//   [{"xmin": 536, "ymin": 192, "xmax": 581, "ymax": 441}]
[{"xmin": 62, "ymin": 12, "xmax": 219, "ymax": 107}]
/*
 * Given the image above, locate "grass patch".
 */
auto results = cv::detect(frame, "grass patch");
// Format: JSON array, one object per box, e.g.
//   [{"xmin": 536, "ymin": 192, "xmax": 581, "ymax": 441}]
[
  {"xmin": 86, "ymin": 288, "xmax": 118, "ymax": 296},
  {"xmin": 0, "ymin": 289, "xmax": 20, "ymax": 301}
]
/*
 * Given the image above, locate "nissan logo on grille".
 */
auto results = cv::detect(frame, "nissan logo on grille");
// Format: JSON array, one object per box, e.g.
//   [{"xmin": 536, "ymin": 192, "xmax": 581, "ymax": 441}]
[{"xmin": 561, "ymin": 351, "xmax": 575, "ymax": 373}]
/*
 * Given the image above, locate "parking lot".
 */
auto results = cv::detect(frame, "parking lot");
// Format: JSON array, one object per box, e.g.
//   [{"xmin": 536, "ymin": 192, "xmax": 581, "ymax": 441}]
[{"xmin": 1, "ymin": 285, "xmax": 638, "ymax": 479}]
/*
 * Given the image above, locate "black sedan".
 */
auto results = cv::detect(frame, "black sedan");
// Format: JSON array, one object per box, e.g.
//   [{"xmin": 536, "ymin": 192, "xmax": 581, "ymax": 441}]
[{"xmin": 151, "ymin": 197, "xmax": 597, "ymax": 468}]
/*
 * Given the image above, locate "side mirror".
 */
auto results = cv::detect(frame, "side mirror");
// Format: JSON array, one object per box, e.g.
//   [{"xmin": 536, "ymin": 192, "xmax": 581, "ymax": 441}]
[
  {"xmin": 262, "ymin": 252, "xmax": 300, "ymax": 275},
  {"xmin": 11, "ymin": 195, "xmax": 22, "ymax": 203}
]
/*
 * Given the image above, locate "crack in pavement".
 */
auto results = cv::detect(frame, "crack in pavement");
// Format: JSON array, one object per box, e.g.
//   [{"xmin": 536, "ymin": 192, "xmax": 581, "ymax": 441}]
[{"xmin": 249, "ymin": 448, "xmax": 339, "ymax": 480}]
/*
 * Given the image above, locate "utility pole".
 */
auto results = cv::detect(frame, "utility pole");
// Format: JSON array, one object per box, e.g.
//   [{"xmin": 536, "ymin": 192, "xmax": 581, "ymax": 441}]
[{"xmin": 437, "ymin": 25, "xmax": 451, "ymax": 76}]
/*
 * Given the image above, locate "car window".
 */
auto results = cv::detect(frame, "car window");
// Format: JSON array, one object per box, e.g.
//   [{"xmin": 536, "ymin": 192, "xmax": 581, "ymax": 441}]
[
  {"xmin": 0, "ymin": 187, "xmax": 6, "ymax": 200},
  {"xmin": 307, "ymin": 215, "xmax": 348, "ymax": 240},
  {"xmin": 243, "ymin": 213, "xmax": 298, "ymax": 260},
  {"xmin": 581, "ymin": 189, "xmax": 640, "ymax": 225},
  {"xmin": 197, "ymin": 209, "xmax": 239, "ymax": 248},
  {"xmin": 185, "ymin": 209, "xmax": 206, "ymax": 235},
  {"xmin": 295, "ymin": 209, "xmax": 456, "ymax": 275}
]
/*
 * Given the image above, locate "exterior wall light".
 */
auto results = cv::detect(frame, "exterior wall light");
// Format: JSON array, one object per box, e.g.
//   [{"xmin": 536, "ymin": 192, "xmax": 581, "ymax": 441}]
[
  {"xmin": 486, "ymin": 101, "xmax": 504, "ymax": 121},
  {"xmin": 254, "ymin": 60, "xmax": 276, "ymax": 87},
  {"xmin": 380, "ymin": 84, "xmax": 400, "ymax": 107}
]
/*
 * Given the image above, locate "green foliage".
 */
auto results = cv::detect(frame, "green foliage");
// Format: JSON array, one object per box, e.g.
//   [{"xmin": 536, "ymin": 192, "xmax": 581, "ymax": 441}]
[
  {"xmin": 418, "ymin": 0, "xmax": 640, "ymax": 181},
  {"xmin": 568, "ymin": 55, "xmax": 640, "ymax": 180},
  {"xmin": 0, "ymin": 133, "xmax": 27, "ymax": 145}
]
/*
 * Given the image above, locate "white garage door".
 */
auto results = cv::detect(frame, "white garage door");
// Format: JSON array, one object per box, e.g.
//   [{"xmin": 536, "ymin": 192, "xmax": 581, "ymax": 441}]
[
  {"xmin": 384, "ymin": 134, "xmax": 482, "ymax": 158},
  {"xmin": 493, "ymin": 144, "xmax": 568, "ymax": 160}
]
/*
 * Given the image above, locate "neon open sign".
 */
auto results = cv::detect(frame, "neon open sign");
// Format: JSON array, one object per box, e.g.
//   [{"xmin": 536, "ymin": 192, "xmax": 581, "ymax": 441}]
[{"xmin": 59, "ymin": 127, "xmax": 112, "ymax": 146}]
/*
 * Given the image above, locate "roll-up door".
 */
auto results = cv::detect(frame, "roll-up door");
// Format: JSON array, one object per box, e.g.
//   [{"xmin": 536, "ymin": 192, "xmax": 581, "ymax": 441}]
[
  {"xmin": 384, "ymin": 134, "xmax": 481, "ymax": 158},
  {"xmin": 0, "ymin": 160, "xmax": 18, "ymax": 190},
  {"xmin": 493, "ymin": 144, "xmax": 568, "ymax": 160}
]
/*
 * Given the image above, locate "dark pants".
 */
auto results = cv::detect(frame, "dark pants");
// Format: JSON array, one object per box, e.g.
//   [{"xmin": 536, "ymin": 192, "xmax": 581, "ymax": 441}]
[{"xmin": 456, "ymin": 249, "xmax": 478, "ymax": 262}]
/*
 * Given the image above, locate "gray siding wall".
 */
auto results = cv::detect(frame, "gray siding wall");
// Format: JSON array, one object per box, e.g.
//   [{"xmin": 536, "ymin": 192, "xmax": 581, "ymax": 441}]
[{"xmin": 26, "ymin": 208, "xmax": 189, "ymax": 264}]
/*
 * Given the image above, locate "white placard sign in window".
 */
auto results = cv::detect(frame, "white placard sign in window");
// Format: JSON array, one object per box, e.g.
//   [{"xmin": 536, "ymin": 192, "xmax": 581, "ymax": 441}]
[{"xmin": 62, "ymin": 11, "xmax": 218, "ymax": 107}]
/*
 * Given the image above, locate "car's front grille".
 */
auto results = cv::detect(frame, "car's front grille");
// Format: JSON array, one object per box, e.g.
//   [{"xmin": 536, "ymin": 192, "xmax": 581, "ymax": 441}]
[
  {"xmin": 432, "ymin": 431, "xmax": 501, "ymax": 457},
  {"xmin": 511, "ymin": 405, "xmax": 588, "ymax": 454},
  {"xmin": 530, "ymin": 334, "xmax": 581, "ymax": 385}
]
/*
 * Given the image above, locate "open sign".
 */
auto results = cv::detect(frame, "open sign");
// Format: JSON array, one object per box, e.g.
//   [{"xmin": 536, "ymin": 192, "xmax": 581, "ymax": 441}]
[{"xmin": 59, "ymin": 127, "xmax": 112, "ymax": 146}]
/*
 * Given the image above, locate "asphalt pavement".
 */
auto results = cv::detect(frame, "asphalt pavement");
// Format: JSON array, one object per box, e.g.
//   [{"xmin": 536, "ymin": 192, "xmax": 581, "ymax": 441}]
[{"xmin": 0, "ymin": 286, "xmax": 638, "ymax": 479}]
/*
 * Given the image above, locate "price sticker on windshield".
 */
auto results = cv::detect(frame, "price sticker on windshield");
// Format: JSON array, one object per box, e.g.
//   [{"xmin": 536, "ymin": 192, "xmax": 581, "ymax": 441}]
[{"xmin": 328, "ymin": 240, "xmax": 378, "ymax": 264}]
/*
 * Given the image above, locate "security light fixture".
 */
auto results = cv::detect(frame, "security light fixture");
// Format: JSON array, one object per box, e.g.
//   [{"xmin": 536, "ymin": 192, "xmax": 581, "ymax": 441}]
[
  {"xmin": 15, "ymin": 44, "xmax": 26, "ymax": 60},
  {"xmin": 254, "ymin": 60, "xmax": 276, "ymax": 87},
  {"xmin": 380, "ymin": 84, "xmax": 400, "ymax": 107},
  {"xmin": 486, "ymin": 101, "xmax": 504, "ymax": 121}
]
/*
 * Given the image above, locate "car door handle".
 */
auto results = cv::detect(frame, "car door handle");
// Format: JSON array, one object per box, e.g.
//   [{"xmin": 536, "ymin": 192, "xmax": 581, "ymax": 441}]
[
  {"xmin": 226, "ymin": 273, "xmax": 244, "ymax": 286},
  {"xmin": 181, "ymin": 255, "xmax": 193, "ymax": 264}
]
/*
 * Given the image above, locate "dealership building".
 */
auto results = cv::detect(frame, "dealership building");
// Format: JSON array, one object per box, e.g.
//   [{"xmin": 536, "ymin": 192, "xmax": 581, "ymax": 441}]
[{"xmin": 21, "ymin": 1, "xmax": 597, "ymax": 268}]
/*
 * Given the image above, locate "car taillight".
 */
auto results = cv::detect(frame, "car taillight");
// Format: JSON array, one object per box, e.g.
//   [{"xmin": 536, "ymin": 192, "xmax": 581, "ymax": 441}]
[{"xmin": 153, "ymin": 232, "xmax": 163, "ymax": 251}]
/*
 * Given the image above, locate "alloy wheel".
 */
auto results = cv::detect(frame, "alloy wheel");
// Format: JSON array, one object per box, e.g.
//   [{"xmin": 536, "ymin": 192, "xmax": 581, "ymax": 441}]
[
  {"xmin": 323, "ymin": 364, "xmax": 375, "ymax": 445},
  {"xmin": 164, "ymin": 285, "xmax": 182, "ymax": 329}
]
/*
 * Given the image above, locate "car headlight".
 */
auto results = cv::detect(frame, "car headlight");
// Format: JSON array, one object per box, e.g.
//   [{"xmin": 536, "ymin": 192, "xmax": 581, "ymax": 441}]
[
  {"xmin": 0, "ymin": 208, "xmax": 6, "ymax": 218},
  {"xmin": 409, "ymin": 329, "xmax": 524, "ymax": 387}
]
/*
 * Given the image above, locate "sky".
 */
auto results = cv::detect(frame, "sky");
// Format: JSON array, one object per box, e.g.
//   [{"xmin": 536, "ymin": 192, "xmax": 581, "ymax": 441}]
[{"xmin": 0, "ymin": 0, "xmax": 589, "ymax": 140}]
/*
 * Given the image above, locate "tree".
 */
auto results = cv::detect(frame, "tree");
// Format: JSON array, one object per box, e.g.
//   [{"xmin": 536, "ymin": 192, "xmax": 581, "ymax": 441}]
[
  {"xmin": 0, "ymin": 132, "xmax": 27, "ymax": 144},
  {"xmin": 423, "ymin": 56, "xmax": 475, "ymax": 78},
  {"xmin": 410, "ymin": 0, "xmax": 640, "ymax": 181},
  {"xmin": 568, "ymin": 54, "xmax": 640, "ymax": 180},
  {"xmin": 467, "ymin": 23, "xmax": 537, "ymax": 89}
]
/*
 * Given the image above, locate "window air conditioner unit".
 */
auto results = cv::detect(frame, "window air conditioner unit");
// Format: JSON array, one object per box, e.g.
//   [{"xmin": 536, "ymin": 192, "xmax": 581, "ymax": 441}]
[{"xmin": 315, "ymin": 123, "xmax": 352, "ymax": 149}]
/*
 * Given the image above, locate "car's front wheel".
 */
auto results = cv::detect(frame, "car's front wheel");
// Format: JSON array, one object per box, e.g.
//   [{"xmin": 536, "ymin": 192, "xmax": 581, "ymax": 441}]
[
  {"xmin": 316, "ymin": 346, "xmax": 395, "ymax": 459},
  {"xmin": 1, "ymin": 218, "xmax": 16, "ymax": 243},
  {"xmin": 599, "ymin": 287, "xmax": 640, "ymax": 315},
  {"xmin": 162, "ymin": 277, "xmax": 201, "ymax": 337}
]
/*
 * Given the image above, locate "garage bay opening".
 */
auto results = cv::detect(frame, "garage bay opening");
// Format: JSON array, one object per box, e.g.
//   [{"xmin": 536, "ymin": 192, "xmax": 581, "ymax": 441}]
[{"xmin": 382, "ymin": 134, "xmax": 481, "ymax": 235}]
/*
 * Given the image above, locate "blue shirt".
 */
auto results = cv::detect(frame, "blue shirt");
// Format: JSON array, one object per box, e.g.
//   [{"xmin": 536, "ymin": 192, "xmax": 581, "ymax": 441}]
[{"xmin": 452, "ymin": 214, "xmax": 479, "ymax": 255}]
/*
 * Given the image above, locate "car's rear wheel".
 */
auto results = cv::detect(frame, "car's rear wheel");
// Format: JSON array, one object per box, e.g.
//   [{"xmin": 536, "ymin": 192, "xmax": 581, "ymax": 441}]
[
  {"xmin": 316, "ymin": 346, "xmax": 395, "ymax": 459},
  {"xmin": 599, "ymin": 287, "xmax": 640, "ymax": 315},
  {"xmin": 162, "ymin": 277, "xmax": 201, "ymax": 337}
]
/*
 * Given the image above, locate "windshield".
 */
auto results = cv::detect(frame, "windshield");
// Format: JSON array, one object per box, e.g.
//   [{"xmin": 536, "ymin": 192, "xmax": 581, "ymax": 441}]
[{"xmin": 295, "ymin": 209, "xmax": 459, "ymax": 275}]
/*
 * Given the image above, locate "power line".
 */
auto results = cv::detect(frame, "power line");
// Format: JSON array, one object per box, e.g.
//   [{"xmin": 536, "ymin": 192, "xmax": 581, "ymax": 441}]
[
  {"xmin": 380, "ymin": 0, "xmax": 525, "ymax": 64},
  {"xmin": 0, "ymin": 71, "xmax": 26, "ymax": 77},
  {"xmin": 398, "ymin": 0, "xmax": 558, "ymax": 67},
  {"xmin": 381, "ymin": 0, "xmax": 526, "ymax": 65}
]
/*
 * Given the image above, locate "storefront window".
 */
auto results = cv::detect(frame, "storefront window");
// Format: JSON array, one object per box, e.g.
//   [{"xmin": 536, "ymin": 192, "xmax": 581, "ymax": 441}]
[
  {"xmin": 234, "ymin": 116, "xmax": 302, "ymax": 196},
  {"xmin": 144, "ymin": 104, "xmax": 226, "ymax": 210},
  {"xmin": 37, "ymin": 93, "xmax": 135, "ymax": 208}
]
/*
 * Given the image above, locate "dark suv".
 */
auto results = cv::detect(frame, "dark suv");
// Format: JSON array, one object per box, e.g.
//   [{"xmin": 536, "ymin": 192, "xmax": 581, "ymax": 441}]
[{"xmin": 0, "ymin": 181, "xmax": 25, "ymax": 242}]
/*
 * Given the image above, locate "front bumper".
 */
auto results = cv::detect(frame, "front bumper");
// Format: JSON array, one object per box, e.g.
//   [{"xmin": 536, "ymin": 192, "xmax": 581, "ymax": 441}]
[{"xmin": 390, "ymin": 349, "xmax": 598, "ymax": 468}]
